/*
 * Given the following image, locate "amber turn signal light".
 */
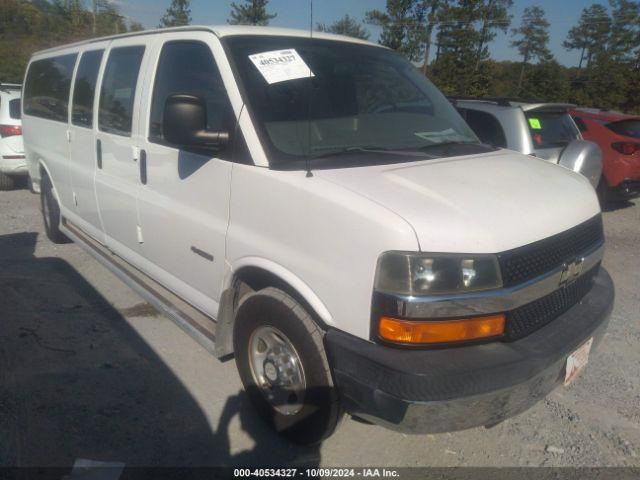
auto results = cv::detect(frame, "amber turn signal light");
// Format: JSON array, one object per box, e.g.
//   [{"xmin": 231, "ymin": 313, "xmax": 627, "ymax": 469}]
[{"xmin": 378, "ymin": 314, "xmax": 505, "ymax": 345}]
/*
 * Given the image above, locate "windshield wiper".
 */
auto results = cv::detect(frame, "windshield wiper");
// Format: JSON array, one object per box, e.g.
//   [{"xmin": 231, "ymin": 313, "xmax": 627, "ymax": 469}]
[
  {"xmin": 310, "ymin": 146, "xmax": 397, "ymax": 159},
  {"xmin": 415, "ymin": 140, "xmax": 479, "ymax": 150}
]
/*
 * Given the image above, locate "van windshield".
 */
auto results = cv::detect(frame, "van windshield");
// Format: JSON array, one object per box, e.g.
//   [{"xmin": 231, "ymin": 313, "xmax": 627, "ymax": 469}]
[{"xmin": 224, "ymin": 35, "xmax": 483, "ymax": 168}]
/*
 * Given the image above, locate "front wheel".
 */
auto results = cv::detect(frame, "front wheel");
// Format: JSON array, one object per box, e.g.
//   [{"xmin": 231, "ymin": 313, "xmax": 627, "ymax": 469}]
[
  {"xmin": 41, "ymin": 173, "xmax": 69, "ymax": 244},
  {"xmin": 233, "ymin": 287, "xmax": 342, "ymax": 445}
]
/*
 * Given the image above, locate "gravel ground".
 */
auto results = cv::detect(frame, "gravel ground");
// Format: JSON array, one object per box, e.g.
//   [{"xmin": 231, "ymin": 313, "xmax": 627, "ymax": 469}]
[{"xmin": 0, "ymin": 188, "xmax": 638, "ymax": 469}]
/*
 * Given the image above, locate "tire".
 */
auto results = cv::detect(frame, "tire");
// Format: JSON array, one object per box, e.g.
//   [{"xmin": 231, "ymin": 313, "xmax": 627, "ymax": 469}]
[
  {"xmin": 0, "ymin": 172, "xmax": 15, "ymax": 191},
  {"xmin": 233, "ymin": 287, "xmax": 342, "ymax": 445},
  {"xmin": 40, "ymin": 173, "xmax": 69, "ymax": 244},
  {"xmin": 596, "ymin": 176, "xmax": 609, "ymax": 208}
]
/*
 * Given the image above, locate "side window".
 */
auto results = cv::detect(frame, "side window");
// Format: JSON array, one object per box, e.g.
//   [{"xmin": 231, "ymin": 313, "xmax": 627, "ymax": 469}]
[
  {"xmin": 149, "ymin": 41, "xmax": 234, "ymax": 147},
  {"xmin": 23, "ymin": 54, "xmax": 77, "ymax": 122},
  {"xmin": 572, "ymin": 116, "xmax": 588, "ymax": 133},
  {"xmin": 462, "ymin": 109, "xmax": 507, "ymax": 148},
  {"xmin": 9, "ymin": 98, "xmax": 21, "ymax": 120},
  {"xmin": 72, "ymin": 49, "xmax": 104, "ymax": 128},
  {"xmin": 99, "ymin": 46, "xmax": 145, "ymax": 136}
]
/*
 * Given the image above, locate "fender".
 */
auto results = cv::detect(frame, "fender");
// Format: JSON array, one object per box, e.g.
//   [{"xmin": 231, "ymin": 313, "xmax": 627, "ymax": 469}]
[
  {"xmin": 38, "ymin": 159, "xmax": 60, "ymax": 204},
  {"xmin": 225, "ymin": 256, "xmax": 334, "ymax": 325},
  {"xmin": 213, "ymin": 257, "xmax": 334, "ymax": 359}
]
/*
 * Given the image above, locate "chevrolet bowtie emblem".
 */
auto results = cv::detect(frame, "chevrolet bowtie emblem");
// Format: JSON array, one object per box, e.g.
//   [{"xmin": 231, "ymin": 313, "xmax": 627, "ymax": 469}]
[{"xmin": 559, "ymin": 257, "xmax": 585, "ymax": 287}]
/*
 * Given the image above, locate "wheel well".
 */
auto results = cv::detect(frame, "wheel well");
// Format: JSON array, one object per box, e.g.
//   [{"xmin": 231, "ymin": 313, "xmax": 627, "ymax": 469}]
[
  {"xmin": 214, "ymin": 267, "xmax": 328, "ymax": 360},
  {"xmin": 233, "ymin": 267, "xmax": 328, "ymax": 330}
]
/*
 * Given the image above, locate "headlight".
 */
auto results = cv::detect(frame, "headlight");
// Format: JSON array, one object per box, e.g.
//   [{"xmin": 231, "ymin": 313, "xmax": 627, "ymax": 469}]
[{"xmin": 374, "ymin": 252, "xmax": 502, "ymax": 296}]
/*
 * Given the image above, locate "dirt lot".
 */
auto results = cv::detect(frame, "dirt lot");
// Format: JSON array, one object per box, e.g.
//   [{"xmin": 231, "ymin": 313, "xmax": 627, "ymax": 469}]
[{"xmin": 0, "ymin": 188, "xmax": 638, "ymax": 469}]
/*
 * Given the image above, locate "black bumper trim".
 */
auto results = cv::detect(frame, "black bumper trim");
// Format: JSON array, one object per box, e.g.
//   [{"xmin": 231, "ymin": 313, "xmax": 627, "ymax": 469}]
[{"xmin": 325, "ymin": 268, "xmax": 614, "ymax": 433}]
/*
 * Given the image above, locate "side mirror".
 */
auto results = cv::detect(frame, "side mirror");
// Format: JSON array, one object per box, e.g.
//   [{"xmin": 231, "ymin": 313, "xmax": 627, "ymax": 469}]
[
  {"xmin": 558, "ymin": 140, "xmax": 603, "ymax": 189},
  {"xmin": 163, "ymin": 94, "xmax": 229, "ymax": 151}
]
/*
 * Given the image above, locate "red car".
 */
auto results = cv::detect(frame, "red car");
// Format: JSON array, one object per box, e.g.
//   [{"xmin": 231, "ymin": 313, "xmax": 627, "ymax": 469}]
[{"xmin": 570, "ymin": 108, "xmax": 640, "ymax": 202}]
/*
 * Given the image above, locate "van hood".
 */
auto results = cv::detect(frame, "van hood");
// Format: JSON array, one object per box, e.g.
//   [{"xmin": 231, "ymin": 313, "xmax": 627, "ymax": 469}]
[{"xmin": 315, "ymin": 150, "xmax": 601, "ymax": 253}]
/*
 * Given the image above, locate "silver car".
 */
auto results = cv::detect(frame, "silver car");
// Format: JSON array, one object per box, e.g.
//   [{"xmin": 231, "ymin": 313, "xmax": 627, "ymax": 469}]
[{"xmin": 453, "ymin": 98, "xmax": 602, "ymax": 188}]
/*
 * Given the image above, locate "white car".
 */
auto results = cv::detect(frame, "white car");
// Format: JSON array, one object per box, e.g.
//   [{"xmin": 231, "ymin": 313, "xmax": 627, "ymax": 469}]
[
  {"xmin": 0, "ymin": 84, "xmax": 25, "ymax": 190},
  {"xmin": 22, "ymin": 26, "xmax": 614, "ymax": 444}
]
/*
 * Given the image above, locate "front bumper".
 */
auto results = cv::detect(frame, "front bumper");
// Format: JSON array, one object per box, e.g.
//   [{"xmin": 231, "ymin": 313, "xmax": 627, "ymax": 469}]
[{"xmin": 325, "ymin": 268, "xmax": 614, "ymax": 434}]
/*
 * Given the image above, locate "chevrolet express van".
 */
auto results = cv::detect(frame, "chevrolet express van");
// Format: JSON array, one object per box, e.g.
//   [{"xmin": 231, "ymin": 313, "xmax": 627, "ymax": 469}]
[{"xmin": 22, "ymin": 26, "xmax": 614, "ymax": 445}]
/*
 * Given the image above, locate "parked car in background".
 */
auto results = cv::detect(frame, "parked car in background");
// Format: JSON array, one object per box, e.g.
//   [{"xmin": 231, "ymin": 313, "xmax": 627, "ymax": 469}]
[
  {"xmin": 453, "ymin": 98, "xmax": 602, "ymax": 188},
  {"xmin": 0, "ymin": 84, "xmax": 25, "ymax": 190},
  {"xmin": 22, "ymin": 26, "xmax": 613, "ymax": 444},
  {"xmin": 570, "ymin": 108, "xmax": 640, "ymax": 203}
]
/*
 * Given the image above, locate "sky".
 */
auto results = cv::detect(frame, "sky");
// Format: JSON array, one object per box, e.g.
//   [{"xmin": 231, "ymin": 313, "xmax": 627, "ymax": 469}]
[{"xmin": 116, "ymin": 0, "xmax": 597, "ymax": 67}]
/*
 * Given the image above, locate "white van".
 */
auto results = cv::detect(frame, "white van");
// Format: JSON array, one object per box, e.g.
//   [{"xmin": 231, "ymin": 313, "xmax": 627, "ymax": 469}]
[{"xmin": 22, "ymin": 26, "xmax": 614, "ymax": 444}]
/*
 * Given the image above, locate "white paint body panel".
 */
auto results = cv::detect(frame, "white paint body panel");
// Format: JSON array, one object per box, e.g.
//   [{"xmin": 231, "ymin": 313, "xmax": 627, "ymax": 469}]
[
  {"xmin": 315, "ymin": 150, "xmax": 600, "ymax": 253},
  {"xmin": 22, "ymin": 27, "xmax": 602, "ymax": 342}
]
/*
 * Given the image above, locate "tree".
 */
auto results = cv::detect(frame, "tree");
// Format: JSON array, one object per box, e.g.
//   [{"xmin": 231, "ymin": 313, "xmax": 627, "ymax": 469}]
[
  {"xmin": 159, "ymin": 0, "xmax": 191, "ymax": 28},
  {"xmin": 608, "ymin": 0, "xmax": 640, "ymax": 62},
  {"xmin": 365, "ymin": 0, "xmax": 427, "ymax": 62},
  {"xmin": 563, "ymin": 4, "xmax": 611, "ymax": 69},
  {"xmin": 317, "ymin": 14, "xmax": 370, "ymax": 40},
  {"xmin": 432, "ymin": 0, "xmax": 512, "ymax": 90},
  {"xmin": 228, "ymin": 0, "xmax": 276, "ymax": 26},
  {"xmin": 417, "ymin": 1, "xmax": 446, "ymax": 74},
  {"xmin": 128, "ymin": 21, "xmax": 145, "ymax": 32},
  {"xmin": 510, "ymin": 6, "xmax": 552, "ymax": 92},
  {"xmin": 0, "ymin": 0, "xmax": 141, "ymax": 83},
  {"xmin": 474, "ymin": 0, "xmax": 512, "ymax": 71}
]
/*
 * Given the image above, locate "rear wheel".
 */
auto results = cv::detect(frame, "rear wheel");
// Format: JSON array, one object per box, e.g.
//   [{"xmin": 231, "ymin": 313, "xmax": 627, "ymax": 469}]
[
  {"xmin": 0, "ymin": 172, "xmax": 16, "ymax": 191},
  {"xmin": 596, "ymin": 176, "xmax": 609, "ymax": 207},
  {"xmin": 233, "ymin": 287, "xmax": 342, "ymax": 445},
  {"xmin": 41, "ymin": 173, "xmax": 69, "ymax": 244}
]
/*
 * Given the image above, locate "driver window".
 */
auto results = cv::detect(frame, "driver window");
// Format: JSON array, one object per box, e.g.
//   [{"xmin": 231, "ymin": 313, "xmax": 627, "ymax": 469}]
[{"xmin": 149, "ymin": 41, "xmax": 233, "ymax": 149}]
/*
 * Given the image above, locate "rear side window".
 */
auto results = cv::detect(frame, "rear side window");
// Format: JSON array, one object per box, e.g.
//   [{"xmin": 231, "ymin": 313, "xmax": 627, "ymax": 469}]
[
  {"xmin": 606, "ymin": 119, "xmax": 640, "ymax": 139},
  {"xmin": 149, "ymin": 41, "xmax": 233, "ymax": 146},
  {"xmin": 525, "ymin": 111, "xmax": 580, "ymax": 149},
  {"xmin": 23, "ymin": 54, "xmax": 77, "ymax": 122},
  {"xmin": 9, "ymin": 98, "xmax": 21, "ymax": 119},
  {"xmin": 572, "ymin": 116, "xmax": 587, "ymax": 133},
  {"xmin": 99, "ymin": 46, "xmax": 145, "ymax": 136},
  {"xmin": 459, "ymin": 109, "xmax": 507, "ymax": 148},
  {"xmin": 72, "ymin": 50, "xmax": 104, "ymax": 128}
]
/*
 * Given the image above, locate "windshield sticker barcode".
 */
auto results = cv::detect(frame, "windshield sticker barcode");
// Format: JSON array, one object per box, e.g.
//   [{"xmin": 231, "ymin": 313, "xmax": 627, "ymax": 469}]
[{"xmin": 249, "ymin": 49, "xmax": 315, "ymax": 85}]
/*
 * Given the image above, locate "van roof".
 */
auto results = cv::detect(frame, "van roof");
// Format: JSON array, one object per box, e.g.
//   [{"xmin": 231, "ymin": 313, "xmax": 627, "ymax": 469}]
[{"xmin": 32, "ymin": 25, "xmax": 381, "ymax": 56}]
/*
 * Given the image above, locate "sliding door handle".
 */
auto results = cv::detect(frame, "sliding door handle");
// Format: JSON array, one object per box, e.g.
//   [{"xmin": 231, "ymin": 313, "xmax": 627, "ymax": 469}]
[
  {"xmin": 139, "ymin": 149, "xmax": 147, "ymax": 185},
  {"xmin": 96, "ymin": 139, "xmax": 102, "ymax": 169}
]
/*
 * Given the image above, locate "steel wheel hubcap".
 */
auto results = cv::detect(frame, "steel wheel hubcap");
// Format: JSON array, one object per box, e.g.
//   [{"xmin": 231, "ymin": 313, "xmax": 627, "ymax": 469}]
[{"xmin": 248, "ymin": 325, "xmax": 306, "ymax": 415}]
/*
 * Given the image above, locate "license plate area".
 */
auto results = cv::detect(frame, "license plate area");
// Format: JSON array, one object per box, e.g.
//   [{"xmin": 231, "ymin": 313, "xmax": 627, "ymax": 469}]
[{"xmin": 564, "ymin": 337, "xmax": 593, "ymax": 386}]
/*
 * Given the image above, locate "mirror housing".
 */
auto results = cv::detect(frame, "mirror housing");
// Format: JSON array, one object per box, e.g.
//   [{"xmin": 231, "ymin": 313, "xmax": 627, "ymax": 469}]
[
  {"xmin": 558, "ymin": 140, "xmax": 603, "ymax": 189},
  {"xmin": 163, "ymin": 94, "xmax": 229, "ymax": 151}
]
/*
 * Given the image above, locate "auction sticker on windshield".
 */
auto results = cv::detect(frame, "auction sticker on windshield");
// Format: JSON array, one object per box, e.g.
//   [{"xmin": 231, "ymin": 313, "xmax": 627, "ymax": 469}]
[
  {"xmin": 249, "ymin": 49, "xmax": 315, "ymax": 85},
  {"xmin": 564, "ymin": 337, "xmax": 593, "ymax": 386}
]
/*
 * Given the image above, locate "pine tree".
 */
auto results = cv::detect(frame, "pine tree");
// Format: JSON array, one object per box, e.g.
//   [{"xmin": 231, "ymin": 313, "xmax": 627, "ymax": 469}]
[
  {"xmin": 510, "ymin": 6, "xmax": 552, "ymax": 92},
  {"xmin": 431, "ymin": 0, "xmax": 488, "ymax": 94},
  {"xmin": 159, "ymin": 0, "xmax": 191, "ymax": 28},
  {"xmin": 608, "ymin": 0, "xmax": 640, "ymax": 62},
  {"xmin": 474, "ymin": 0, "xmax": 512, "ymax": 71},
  {"xmin": 366, "ymin": 0, "xmax": 430, "ymax": 62},
  {"xmin": 228, "ymin": 0, "xmax": 276, "ymax": 26},
  {"xmin": 416, "ymin": 1, "xmax": 447, "ymax": 74},
  {"xmin": 317, "ymin": 14, "xmax": 370, "ymax": 40},
  {"xmin": 563, "ymin": 4, "xmax": 611, "ymax": 69}
]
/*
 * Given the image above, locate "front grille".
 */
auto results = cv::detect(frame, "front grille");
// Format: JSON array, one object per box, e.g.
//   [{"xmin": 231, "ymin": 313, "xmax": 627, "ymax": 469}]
[
  {"xmin": 498, "ymin": 215, "xmax": 604, "ymax": 288},
  {"xmin": 505, "ymin": 265, "xmax": 600, "ymax": 340}
]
